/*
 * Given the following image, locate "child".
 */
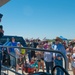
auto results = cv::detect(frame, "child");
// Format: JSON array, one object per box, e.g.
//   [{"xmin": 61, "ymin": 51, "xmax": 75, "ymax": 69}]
[
  {"xmin": 71, "ymin": 47, "xmax": 75, "ymax": 75},
  {"xmin": 22, "ymin": 58, "xmax": 38, "ymax": 73},
  {"xmin": 30, "ymin": 58, "xmax": 38, "ymax": 72}
]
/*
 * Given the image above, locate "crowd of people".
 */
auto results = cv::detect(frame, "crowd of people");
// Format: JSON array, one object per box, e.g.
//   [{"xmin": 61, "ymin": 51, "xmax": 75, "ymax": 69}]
[
  {"xmin": 2, "ymin": 37, "xmax": 75, "ymax": 75},
  {"xmin": 25, "ymin": 37, "xmax": 75, "ymax": 75}
]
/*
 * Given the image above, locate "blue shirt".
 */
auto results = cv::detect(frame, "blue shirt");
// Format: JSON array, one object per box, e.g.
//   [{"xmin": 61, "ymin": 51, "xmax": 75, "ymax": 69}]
[
  {"xmin": 9, "ymin": 42, "xmax": 17, "ymax": 53},
  {"xmin": 3, "ymin": 40, "xmax": 17, "ymax": 53},
  {"xmin": 54, "ymin": 43, "xmax": 66, "ymax": 57}
]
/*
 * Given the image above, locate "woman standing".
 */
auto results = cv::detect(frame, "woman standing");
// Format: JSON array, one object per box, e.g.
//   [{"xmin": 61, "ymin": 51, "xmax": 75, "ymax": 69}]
[
  {"xmin": 44, "ymin": 43, "xmax": 53, "ymax": 73},
  {"xmin": 15, "ymin": 42, "xmax": 24, "ymax": 73},
  {"xmin": 35, "ymin": 42, "xmax": 44, "ymax": 72},
  {"xmin": 71, "ymin": 47, "xmax": 75, "ymax": 75}
]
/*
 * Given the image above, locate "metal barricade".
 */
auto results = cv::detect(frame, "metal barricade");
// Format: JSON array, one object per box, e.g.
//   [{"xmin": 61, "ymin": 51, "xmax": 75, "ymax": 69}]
[
  {"xmin": 0, "ymin": 46, "xmax": 23, "ymax": 75},
  {"xmin": 2, "ymin": 65, "xmax": 23, "ymax": 75},
  {"xmin": 0, "ymin": 46, "xmax": 68, "ymax": 75}
]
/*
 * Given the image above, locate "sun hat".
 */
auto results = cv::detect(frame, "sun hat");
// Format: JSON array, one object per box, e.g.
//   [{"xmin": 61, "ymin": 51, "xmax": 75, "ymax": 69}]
[{"xmin": 55, "ymin": 37, "xmax": 63, "ymax": 42}]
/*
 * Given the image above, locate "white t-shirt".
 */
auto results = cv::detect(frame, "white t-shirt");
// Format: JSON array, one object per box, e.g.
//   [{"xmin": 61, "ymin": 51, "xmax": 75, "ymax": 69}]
[
  {"xmin": 71, "ymin": 53, "xmax": 75, "ymax": 68},
  {"xmin": 15, "ymin": 48, "xmax": 20, "ymax": 58}
]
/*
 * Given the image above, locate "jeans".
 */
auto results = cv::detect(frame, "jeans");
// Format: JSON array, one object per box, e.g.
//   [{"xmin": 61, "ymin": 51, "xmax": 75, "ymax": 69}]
[
  {"xmin": 45, "ymin": 61, "xmax": 53, "ymax": 73},
  {"xmin": 27, "ymin": 51, "xmax": 31, "ymax": 62},
  {"xmin": 10, "ymin": 52, "xmax": 16, "ymax": 67},
  {"xmin": 55, "ymin": 58, "xmax": 64, "ymax": 75}
]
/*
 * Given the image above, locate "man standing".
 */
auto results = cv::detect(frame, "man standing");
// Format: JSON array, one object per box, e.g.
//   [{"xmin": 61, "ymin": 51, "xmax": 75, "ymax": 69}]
[
  {"xmin": 9, "ymin": 37, "xmax": 17, "ymax": 68},
  {"xmin": 44, "ymin": 43, "xmax": 53, "ymax": 73},
  {"xmin": 53, "ymin": 37, "xmax": 67, "ymax": 75}
]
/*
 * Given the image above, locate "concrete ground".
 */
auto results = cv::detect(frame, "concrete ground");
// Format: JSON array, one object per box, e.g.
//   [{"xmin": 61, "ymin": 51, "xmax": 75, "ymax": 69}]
[
  {"xmin": 1, "ymin": 69, "xmax": 73, "ymax": 75},
  {"xmin": 1, "ymin": 65, "xmax": 73, "ymax": 75},
  {"xmin": 1, "ymin": 55, "xmax": 73, "ymax": 75}
]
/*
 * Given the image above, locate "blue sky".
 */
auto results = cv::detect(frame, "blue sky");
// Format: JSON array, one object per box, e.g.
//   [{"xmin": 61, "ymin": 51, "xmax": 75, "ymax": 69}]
[{"xmin": 0, "ymin": 0, "xmax": 75, "ymax": 39}]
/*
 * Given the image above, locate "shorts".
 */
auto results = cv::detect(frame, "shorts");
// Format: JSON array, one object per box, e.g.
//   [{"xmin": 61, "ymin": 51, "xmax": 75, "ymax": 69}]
[
  {"xmin": 41, "ymin": 58, "xmax": 44, "ymax": 60},
  {"xmin": 16, "ymin": 57, "xmax": 24, "ymax": 65},
  {"xmin": 37, "ymin": 58, "xmax": 44, "ymax": 62},
  {"xmin": 37, "ymin": 60, "xmax": 41, "ymax": 62},
  {"xmin": 71, "ymin": 62, "xmax": 75, "ymax": 68},
  {"xmin": 67, "ymin": 53, "xmax": 71, "ymax": 57}
]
